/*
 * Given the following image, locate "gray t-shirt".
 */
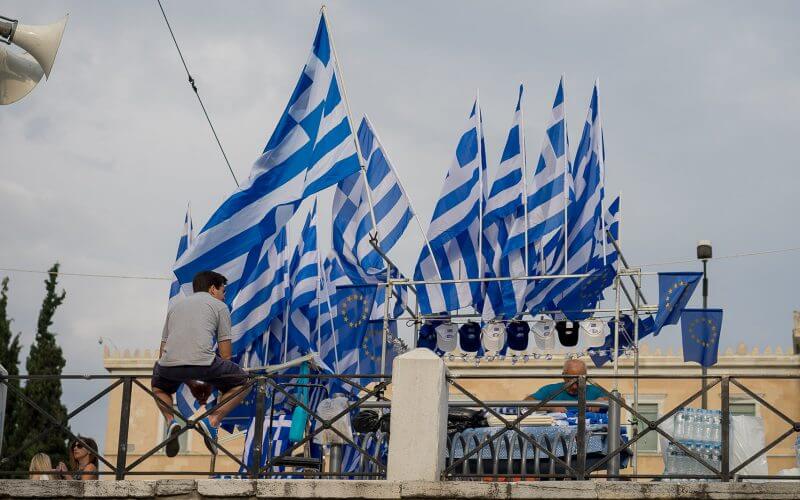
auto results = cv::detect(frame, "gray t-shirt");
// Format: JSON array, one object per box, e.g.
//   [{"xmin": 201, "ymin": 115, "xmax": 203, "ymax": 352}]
[{"xmin": 159, "ymin": 292, "xmax": 232, "ymax": 367}]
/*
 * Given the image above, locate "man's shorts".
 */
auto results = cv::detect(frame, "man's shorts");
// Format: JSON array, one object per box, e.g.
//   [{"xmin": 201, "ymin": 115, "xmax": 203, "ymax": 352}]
[{"xmin": 151, "ymin": 357, "xmax": 249, "ymax": 394}]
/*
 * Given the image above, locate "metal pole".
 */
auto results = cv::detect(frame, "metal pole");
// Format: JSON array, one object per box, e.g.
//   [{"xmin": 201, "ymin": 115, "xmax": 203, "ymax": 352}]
[
  {"xmin": 250, "ymin": 378, "xmax": 267, "ymax": 479},
  {"xmin": 701, "ymin": 259, "xmax": 709, "ymax": 409},
  {"xmin": 115, "ymin": 376, "xmax": 133, "ymax": 480},
  {"xmin": 632, "ymin": 269, "xmax": 641, "ymax": 476},
  {"xmin": 561, "ymin": 75, "xmax": 570, "ymax": 274},
  {"xmin": 329, "ymin": 443, "xmax": 343, "ymax": 477},
  {"xmin": 476, "ymin": 90, "xmax": 485, "ymax": 299},
  {"xmin": 380, "ymin": 266, "xmax": 392, "ymax": 374},
  {"xmin": 720, "ymin": 376, "xmax": 730, "ymax": 482},
  {"xmin": 576, "ymin": 375, "xmax": 587, "ymax": 480},
  {"xmin": 612, "ymin": 274, "xmax": 621, "ymax": 390},
  {"xmin": 607, "ymin": 389, "xmax": 621, "ymax": 478}
]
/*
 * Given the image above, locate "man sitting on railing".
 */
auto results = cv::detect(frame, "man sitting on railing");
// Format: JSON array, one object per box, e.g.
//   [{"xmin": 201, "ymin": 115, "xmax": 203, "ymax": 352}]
[
  {"xmin": 525, "ymin": 359, "xmax": 606, "ymax": 413},
  {"xmin": 151, "ymin": 270, "xmax": 251, "ymax": 457}
]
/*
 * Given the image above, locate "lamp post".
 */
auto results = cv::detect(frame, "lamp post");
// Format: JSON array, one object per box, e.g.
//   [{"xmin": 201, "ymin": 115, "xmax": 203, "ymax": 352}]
[{"xmin": 697, "ymin": 240, "xmax": 712, "ymax": 409}]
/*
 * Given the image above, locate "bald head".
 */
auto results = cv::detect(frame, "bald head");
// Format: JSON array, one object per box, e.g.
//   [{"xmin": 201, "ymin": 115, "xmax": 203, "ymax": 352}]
[{"xmin": 562, "ymin": 359, "xmax": 588, "ymax": 376}]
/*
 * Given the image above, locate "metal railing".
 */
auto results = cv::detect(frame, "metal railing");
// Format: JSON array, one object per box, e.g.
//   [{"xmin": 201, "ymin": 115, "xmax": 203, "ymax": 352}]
[
  {"xmin": 0, "ymin": 372, "xmax": 391, "ymax": 479},
  {"xmin": 443, "ymin": 373, "xmax": 800, "ymax": 481}
]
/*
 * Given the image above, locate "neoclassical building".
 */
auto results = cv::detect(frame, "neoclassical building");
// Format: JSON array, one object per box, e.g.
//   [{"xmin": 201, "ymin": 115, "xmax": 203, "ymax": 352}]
[{"xmin": 102, "ymin": 312, "xmax": 800, "ymax": 478}]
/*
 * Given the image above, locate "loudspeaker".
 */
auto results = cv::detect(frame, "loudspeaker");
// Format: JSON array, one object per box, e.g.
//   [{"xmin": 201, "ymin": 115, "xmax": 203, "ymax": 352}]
[
  {"xmin": 7, "ymin": 15, "xmax": 68, "ymax": 78},
  {"xmin": 0, "ymin": 45, "xmax": 43, "ymax": 105}
]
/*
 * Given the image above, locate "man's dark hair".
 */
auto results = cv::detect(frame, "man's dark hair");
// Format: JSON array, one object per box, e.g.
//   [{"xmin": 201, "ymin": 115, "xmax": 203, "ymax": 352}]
[{"xmin": 192, "ymin": 271, "xmax": 228, "ymax": 293}]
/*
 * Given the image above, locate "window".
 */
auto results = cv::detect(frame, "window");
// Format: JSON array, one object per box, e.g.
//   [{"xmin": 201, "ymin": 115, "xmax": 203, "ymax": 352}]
[
  {"xmin": 161, "ymin": 406, "xmax": 189, "ymax": 454},
  {"xmin": 630, "ymin": 402, "xmax": 660, "ymax": 453},
  {"xmin": 729, "ymin": 402, "xmax": 756, "ymax": 416}
]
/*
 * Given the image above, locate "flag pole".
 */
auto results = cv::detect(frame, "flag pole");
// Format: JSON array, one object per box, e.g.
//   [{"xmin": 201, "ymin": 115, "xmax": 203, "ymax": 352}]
[
  {"xmin": 364, "ymin": 114, "xmax": 442, "ymax": 281},
  {"xmin": 321, "ymin": 7, "xmax": 379, "ymax": 239},
  {"xmin": 519, "ymin": 83, "xmax": 530, "ymax": 274},
  {"xmin": 320, "ymin": 259, "xmax": 340, "ymax": 373},
  {"xmin": 561, "ymin": 75, "xmax": 570, "ymax": 274},
  {"xmin": 596, "ymin": 79, "xmax": 608, "ymax": 266},
  {"xmin": 476, "ymin": 89, "xmax": 486, "ymax": 298}
]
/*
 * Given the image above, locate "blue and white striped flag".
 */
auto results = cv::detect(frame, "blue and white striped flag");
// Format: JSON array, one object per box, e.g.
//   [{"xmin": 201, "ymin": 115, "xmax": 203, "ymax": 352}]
[
  {"xmin": 565, "ymin": 80, "xmax": 605, "ymax": 274},
  {"xmin": 242, "ymin": 412, "xmax": 292, "ymax": 472},
  {"xmin": 286, "ymin": 200, "xmax": 320, "ymax": 361},
  {"xmin": 229, "ymin": 227, "xmax": 289, "ymax": 355},
  {"xmin": 604, "ymin": 195, "xmax": 620, "ymax": 266},
  {"xmin": 548, "ymin": 81, "xmax": 609, "ymax": 312},
  {"xmin": 510, "ymin": 78, "xmax": 571, "ymax": 313},
  {"xmin": 415, "ymin": 98, "xmax": 488, "ymax": 314},
  {"xmin": 168, "ymin": 205, "xmax": 194, "ymax": 308},
  {"xmin": 173, "ymin": 13, "xmax": 360, "ymax": 338},
  {"xmin": 483, "ymin": 85, "xmax": 528, "ymax": 320},
  {"xmin": 332, "ymin": 116, "xmax": 413, "ymax": 282}
]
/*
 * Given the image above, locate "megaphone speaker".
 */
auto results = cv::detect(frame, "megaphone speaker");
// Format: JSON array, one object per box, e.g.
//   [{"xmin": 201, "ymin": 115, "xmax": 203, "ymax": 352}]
[
  {"xmin": 0, "ymin": 45, "xmax": 44, "ymax": 105},
  {"xmin": 9, "ymin": 15, "xmax": 68, "ymax": 79}
]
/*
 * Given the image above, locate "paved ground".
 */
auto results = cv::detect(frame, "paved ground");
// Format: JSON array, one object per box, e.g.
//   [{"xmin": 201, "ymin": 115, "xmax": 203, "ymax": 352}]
[{"xmin": 1, "ymin": 479, "xmax": 800, "ymax": 499}]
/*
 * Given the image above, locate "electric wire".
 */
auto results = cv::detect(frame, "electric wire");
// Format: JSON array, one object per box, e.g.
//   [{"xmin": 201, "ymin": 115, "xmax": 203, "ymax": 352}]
[
  {"xmin": 156, "ymin": 0, "xmax": 239, "ymax": 187},
  {"xmin": 1, "ymin": 244, "xmax": 799, "ymax": 283}
]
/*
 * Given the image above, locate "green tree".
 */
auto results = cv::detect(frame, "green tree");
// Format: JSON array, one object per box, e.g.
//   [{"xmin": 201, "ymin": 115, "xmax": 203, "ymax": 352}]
[
  {"xmin": 0, "ymin": 278, "xmax": 23, "ymax": 460},
  {"xmin": 10, "ymin": 264, "xmax": 69, "ymax": 472}
]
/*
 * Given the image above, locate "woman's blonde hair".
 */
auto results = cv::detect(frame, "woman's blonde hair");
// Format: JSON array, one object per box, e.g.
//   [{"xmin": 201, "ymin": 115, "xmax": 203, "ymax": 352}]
[{"xmin": 29, "ymin": 453, "xmax": 52, "ymax": 479}]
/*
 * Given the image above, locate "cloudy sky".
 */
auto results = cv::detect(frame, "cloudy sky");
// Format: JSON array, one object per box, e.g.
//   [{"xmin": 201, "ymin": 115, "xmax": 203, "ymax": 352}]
[{"xmin": 2, "ymin": 1, "xmax": 799, "ymax": 444}]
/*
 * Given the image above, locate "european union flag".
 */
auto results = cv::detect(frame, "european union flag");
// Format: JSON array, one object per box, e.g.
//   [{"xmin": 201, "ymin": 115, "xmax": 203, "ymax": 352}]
[
  {"xmin": 653, "ymin": 272, "xmax": 702, "ymax": 335},
  {"xmin": 555, "ymin": 264, "xmax": 617, "ymax": 321},
  {"xmin": 681, "ymin": 308, "xmax": 723, "ymax": 367},
  {"xmin": 358, "ymin": 320, "xmax": 400, "ymax": 375}
]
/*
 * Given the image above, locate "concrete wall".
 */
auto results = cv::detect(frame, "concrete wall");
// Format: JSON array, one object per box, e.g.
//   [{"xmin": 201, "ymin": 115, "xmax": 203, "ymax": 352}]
[{"xmin": 2, "ymin": 479, "xmax": 800, "ymax": 499}]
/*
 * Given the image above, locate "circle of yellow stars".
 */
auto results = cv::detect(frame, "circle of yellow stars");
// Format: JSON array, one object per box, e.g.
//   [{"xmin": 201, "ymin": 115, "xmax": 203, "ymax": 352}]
[
  {"xmin": 687, "ymin": 316, "xmax": 719, "ymax": 348},
  {"xmin": 580, "ymin": 268, "xmax": 612, "ymax": 300},
  {"xmin": 341, "ymin": 292, "xmax": 369, "ymax": 328},
  {"xmin": 663, "ymin": 280, "xmax": 688, "ymax": 311}
]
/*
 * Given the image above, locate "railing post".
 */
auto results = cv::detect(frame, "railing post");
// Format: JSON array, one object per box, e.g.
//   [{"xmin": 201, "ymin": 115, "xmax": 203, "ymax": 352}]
[
  {"xmin": 249, "ymin": 377, "xmax": 266, "ymax": 479},
  {"xmin": 720, "ymin": 376, "xmax": 730, "ymax": 482},
  {"xmin": 575, "ymin": 376, "xmax": 586, "ymax": 480},
  {"xmin": 606, "ymin": 389, "xmax": 621, "ymax": 479},
  {"xmin": 115, "ymin": 376, "xmax": 133, "ymax": 480}
]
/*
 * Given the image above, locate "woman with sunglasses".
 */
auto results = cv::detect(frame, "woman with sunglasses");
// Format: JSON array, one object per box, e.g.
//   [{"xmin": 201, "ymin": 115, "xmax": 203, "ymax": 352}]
[{"xmin": 57, "ymin": 437, "xmax": 99, "ymax": 480}]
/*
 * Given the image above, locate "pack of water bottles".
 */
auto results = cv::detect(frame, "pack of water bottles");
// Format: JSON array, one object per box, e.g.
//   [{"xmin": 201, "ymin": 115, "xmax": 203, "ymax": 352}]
[{"xmin": 664, "ymin": 407, "xmax": 723, "ymax": 481}]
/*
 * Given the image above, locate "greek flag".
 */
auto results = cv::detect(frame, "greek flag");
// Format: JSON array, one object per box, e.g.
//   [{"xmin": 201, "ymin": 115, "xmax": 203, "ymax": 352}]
[
  {"xmin": 173, "ymin": 13, "xmax": 360, "ymax": 313},
  {"xmin": 483, "ymin": 85, "xmax": 527, "ymax": 320},
  {"xmin": 286, "ymin": 201, "xmax": 321, "ymax": 361},
  {"xmin": 242, "ymin": 412, "xmax": 292, "ymax": 472},
  {"xmin": 604, "ymin": 195, "xmax": 620, "ymax": 266},
  {"xmin": 332, "ymin": 116, "xmax": 413, "ymax": 283},
  {"xmin": 168, "ymin": 205, "xmax": 194, "ymax": 308},
  {"xmin": 565, "ymin": 80, "xmax": 605, "ymax": 274},
  {"xmin": 511, "ymin": 78, "xmax": 571, "ymax": 313},
  {"xmin": 415, "ymin": 98, "xmax": 487, "ymax": 314},
  {"xmin": 229, "ymin": 227, "xmax": 289, "ymax": 355}
]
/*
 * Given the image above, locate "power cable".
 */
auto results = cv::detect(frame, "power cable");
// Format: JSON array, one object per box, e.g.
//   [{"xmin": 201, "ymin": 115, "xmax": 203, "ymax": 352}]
[
  {"xmin": 156, "ymin": 0, "xmax": 239, "ymax": 187},
  {"xmin": 2, "ymin": 244, "xmax": 799, "ymax": 283}
]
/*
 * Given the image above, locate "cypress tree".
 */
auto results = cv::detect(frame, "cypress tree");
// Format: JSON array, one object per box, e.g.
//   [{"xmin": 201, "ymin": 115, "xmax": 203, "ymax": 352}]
[
  {"xmin": 0, "ymin": 278, "xmax": 23, "ymax": 461},
  {"xmin": 11, "ymin": 264, "xmax": 69, "ymax": 471}
]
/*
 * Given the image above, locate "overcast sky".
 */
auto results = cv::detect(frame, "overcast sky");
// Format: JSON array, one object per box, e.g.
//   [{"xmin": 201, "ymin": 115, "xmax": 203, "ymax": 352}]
[{"xmin": 2, "ymin": 0, "xmax": 799, "ymax": 444}]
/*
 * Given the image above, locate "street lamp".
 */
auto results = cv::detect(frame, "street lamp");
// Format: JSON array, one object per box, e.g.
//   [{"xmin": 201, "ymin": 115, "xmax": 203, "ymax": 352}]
[{"xmin": 697, "ymin": 240, "xmax": 712, "ymax": 409}]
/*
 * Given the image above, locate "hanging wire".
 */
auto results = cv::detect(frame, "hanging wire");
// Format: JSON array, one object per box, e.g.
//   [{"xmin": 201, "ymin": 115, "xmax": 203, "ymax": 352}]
[
  {"xmin": 639, "ymin": 245, "xmax": 800, "ymax": 269},
  {"xmin": 2, "ymin": 244, "xmax": 800, "ymax": 283},
  {"xmin": 156, "ymin": 0, "xmax": 239, "ymax": 187}
]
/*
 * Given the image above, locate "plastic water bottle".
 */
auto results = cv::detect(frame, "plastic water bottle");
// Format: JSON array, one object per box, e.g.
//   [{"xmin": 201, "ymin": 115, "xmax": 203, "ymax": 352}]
[
  {"xmin": 700, "ymin": 409, "xmax": 712, "ymax": 443},
  {"xmin": 709, "ymin": 444, "xmax": 721, "ymax": 480},
  {"xmin": 674, "ymin": 410, "xmax": 686, "ymax": 441},
  {"xmin": 686, "ymin": 409, "xmax": 698, "ymax": 442},
  {"xmin": 711, "ymin": 410, "xmax": 722, "ymax": 444},
  {"xmin": 687, "ymin": 441, "xmax": 702, "ymax": 481}
]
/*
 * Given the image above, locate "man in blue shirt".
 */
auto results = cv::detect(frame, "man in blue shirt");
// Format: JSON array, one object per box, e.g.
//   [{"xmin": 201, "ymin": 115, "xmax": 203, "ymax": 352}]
[{"xmin": 526, "ymin": 359, "xmax": 606, "ymax": 413}]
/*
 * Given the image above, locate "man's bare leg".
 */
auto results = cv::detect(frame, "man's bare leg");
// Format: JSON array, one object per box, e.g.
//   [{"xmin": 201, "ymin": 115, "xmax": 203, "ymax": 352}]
[
  {"xmin": 153, "ymin": 387, "xmax": 176, "ymax": 423},
  {"xmin": 207, "ymin": 384, "xmax": 252, "ymax": 428}
]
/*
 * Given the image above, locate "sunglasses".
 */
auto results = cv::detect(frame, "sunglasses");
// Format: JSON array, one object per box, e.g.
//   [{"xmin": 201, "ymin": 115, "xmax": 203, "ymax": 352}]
[{"xmin": 72, "ymin": 442, "xmax": 84, "ymax": 450}]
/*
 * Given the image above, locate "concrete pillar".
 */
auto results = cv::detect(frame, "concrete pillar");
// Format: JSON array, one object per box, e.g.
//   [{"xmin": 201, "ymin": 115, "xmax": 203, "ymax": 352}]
[{"xmin": 386, "ymin": 348, "xmax": 448, "ymax": 481}]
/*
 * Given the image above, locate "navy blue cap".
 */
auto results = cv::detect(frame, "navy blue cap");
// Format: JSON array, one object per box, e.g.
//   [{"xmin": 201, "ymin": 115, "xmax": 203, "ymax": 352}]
[
  {"xmin": 417, "ymin": 321, "xmax": 440, "ymax": 350},
  {"xmin": 506, "ymin": 321, "xmax": 530, "ymax": 351},
  {"xmin": 458, "ymin": 322, "xmax": 482, "ymax": 353}
]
